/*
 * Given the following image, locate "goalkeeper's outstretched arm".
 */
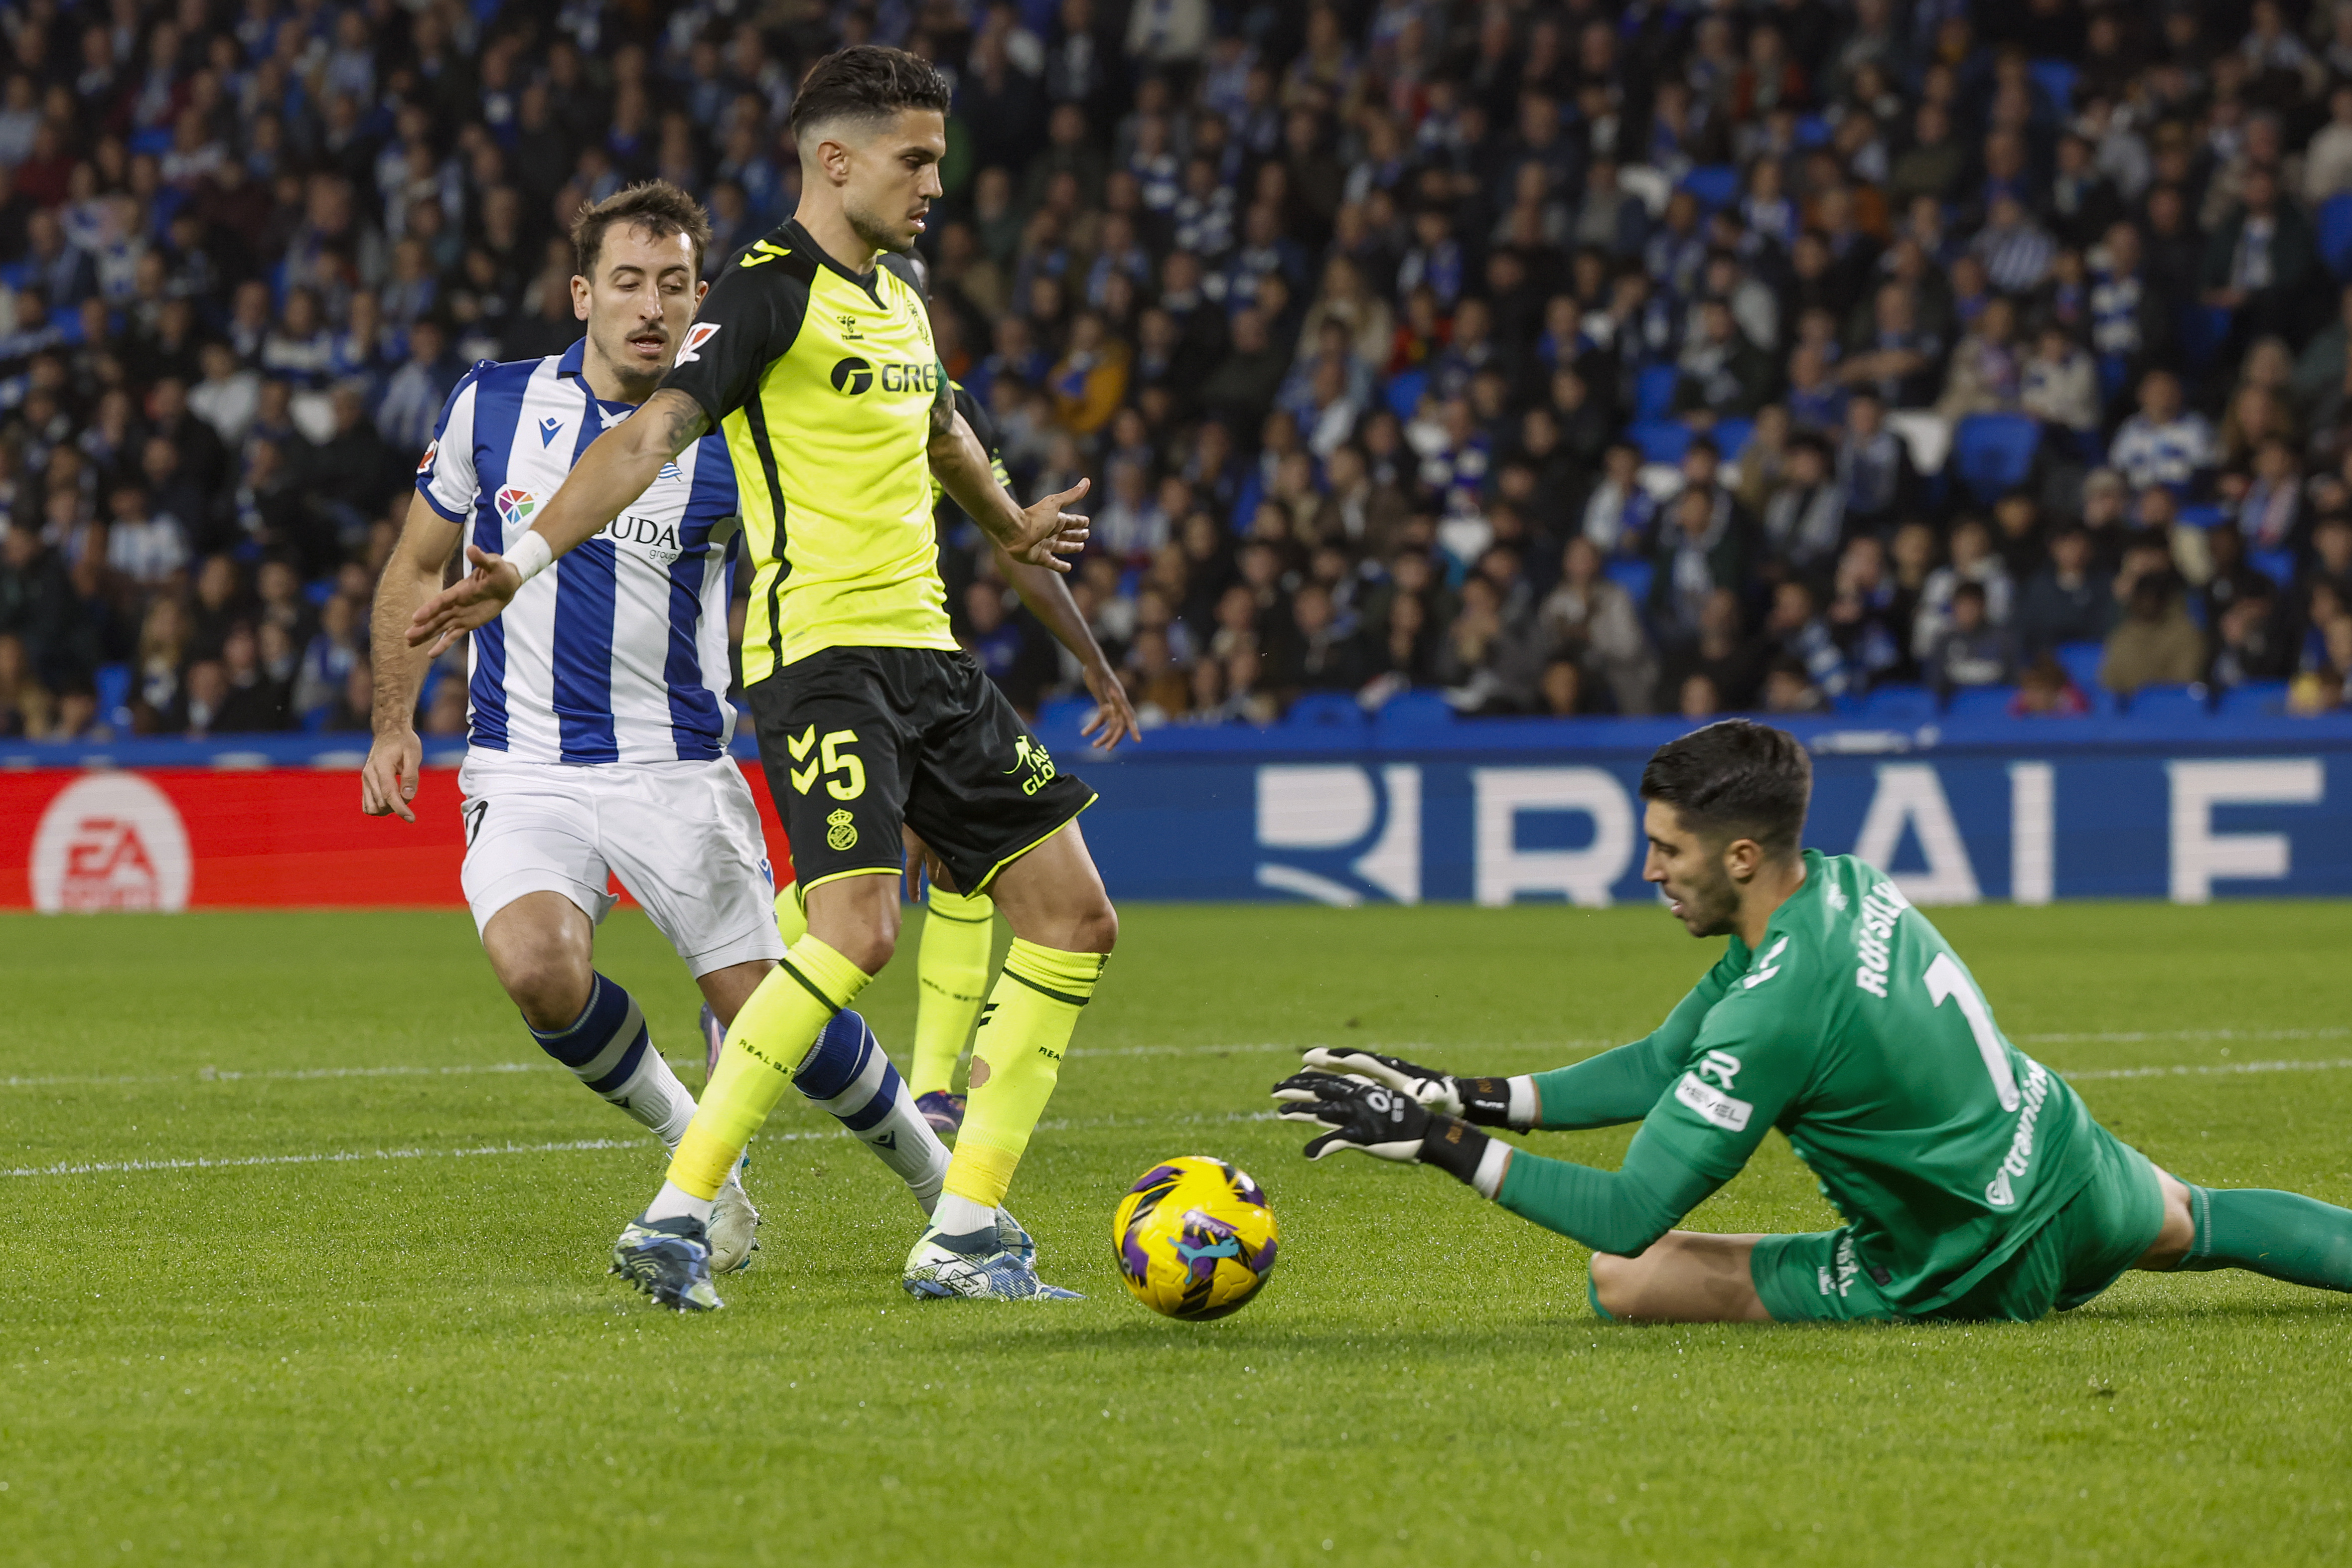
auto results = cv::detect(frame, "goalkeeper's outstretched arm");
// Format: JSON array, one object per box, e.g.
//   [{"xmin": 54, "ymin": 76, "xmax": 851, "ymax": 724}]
[{"xmin": 1272, "ymin": 1071, "xmax": 1728, "ymax": 1256}]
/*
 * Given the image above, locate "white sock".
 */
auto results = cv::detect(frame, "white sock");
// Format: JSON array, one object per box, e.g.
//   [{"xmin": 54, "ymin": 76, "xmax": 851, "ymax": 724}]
[
  {"xmin": 932, "ymin": 1191, "xmax": 995, "ymax": 1237},
  {"xmin": 527, "ymin": 975, "xmax": 692, "ymax": 1142},
  {"xmin": 643, "ymin": 1179, "xmax": 715, "ymax": 1225}
]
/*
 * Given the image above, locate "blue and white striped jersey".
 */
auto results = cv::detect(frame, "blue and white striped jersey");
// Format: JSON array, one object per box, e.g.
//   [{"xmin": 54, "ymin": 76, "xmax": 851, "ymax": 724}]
[{"xmin": 416, "ymin": 340, "xmax": 742, "ymax": 765}]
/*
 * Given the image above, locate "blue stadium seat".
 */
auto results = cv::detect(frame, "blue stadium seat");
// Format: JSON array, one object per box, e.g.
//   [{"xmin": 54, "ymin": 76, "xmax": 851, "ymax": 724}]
[
  {"xmin": 1710, "ymin": 417, "xmax": 1755, "ymax": 462},
  {"xmin": 1283, "ymin": 691, "xmax": 1367, "ymax": 729},
  {"xmin": 1793, "ymin": 114, "xmax": 1831, "ymax": 148},
  {"xmin": 1630, "ymin": 419, "xmax": 1692, "ymax": 465},
  {"xmin": 2028, "ymin": 59, "xmax": 2077, "ymax": 116},
  {"xmin": 1634, "ymin": 363, "xmax": 1680, "ymax": 422},
  {"xmin": 2124, "ymin": 684, "xmax": 2212, "ymax": 720},
  {"xmin": 2175, "ymin": 504, "xmax": 2227, "ymax": 530},
  {"xmin": 1678, "ymin": 165, "xmax": 1739, "ymax": 211},
  {"xmin": 2054, "ymin": 640, "xmax": 2106, "ymax": 695},
  {"xmin": 94, "ymin": 662, "xmax": 132, "ymax": 729},
  {"xmin": 2217, "ymin": 681, "xmax": 2290, "ymax": 715},
  {"xmin": 1372, "ymin": 689, "xmax": 1454, "ymax": 729},
  {"xmin": 1941, "ymin": 685, "xmax": 2016, "ymax": 721},
  {"xmin": 1858, "ymin": 684, "xmax": 1936, "ymax": 723},
  {"xmin": 2322, "ymin": 192, "xmax": 2352, "ymax": 281},
  {"xmin": 1383, "ymin": 368, "xmax": 1427, "ymax": 421},
  {"xmin": 1604, "ymin": 556, "xmax": 1654, "ymax": 606},
  {"xmin": 1950, "ymin": 414, "xmax": 2041, "ymax": 504},
  {"xmin": 2248, "ymin": 546, "xmax": 2298, "ymax": 587}
]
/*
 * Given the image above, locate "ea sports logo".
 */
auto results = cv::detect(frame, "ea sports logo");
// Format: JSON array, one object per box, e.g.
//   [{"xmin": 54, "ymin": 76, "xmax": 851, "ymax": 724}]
[
  {"xmin": 30, "ymin": 773, "xmax": 192, "ymax": 913},
  {"xmin": 830, "ymin": 356, "xmax": 874, "ymax": 394}
]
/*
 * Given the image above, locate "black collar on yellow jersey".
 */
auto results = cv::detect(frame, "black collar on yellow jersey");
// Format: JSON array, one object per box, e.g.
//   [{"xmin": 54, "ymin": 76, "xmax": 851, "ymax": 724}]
[{"xmin": 775, "ymin": 217, "xmax": 890, "ymax": 307}]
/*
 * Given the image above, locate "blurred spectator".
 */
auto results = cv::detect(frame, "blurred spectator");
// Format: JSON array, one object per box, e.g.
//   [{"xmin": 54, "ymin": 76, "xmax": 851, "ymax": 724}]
[
  {"xmin": 2110, "ymin": 371, "xmax": 2215, "ymax": 492},
  {"xmin": 1537, "ymin": 537, "xmax": 1657, "ymax": 715},
  {"xmin": 2101, "ymin": 572, "xmax": 2209, "ymax": 698},
  {"xmin": 1926, "ymin": 582, "xmax": 2015, "ymax": 698},
  {"xmin": 2012, "ymin": 653, "xmax": 2094, "ymax": 717},
  {"xmin": 2017, "ymin": 527, "xmax": 2116, "ymax": 656}
]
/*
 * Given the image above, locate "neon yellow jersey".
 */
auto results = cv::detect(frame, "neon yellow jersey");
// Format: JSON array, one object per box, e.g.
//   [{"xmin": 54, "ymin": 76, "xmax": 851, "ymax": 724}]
[{"xmin": 660, "ymin": 219, "xmax": 956, "ymax": 682}]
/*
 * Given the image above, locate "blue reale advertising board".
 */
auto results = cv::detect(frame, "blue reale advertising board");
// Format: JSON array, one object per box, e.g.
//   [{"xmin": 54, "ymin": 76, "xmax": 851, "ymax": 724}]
[{"xmin": 7, "ymin": 710, "xmax": 2350, "ymax": 905}]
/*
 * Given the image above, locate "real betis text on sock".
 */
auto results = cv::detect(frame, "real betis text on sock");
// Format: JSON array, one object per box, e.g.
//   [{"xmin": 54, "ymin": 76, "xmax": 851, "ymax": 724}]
[{"xmin": 669, "ymin": 934, "xmax": 870, "ymax": 1200}]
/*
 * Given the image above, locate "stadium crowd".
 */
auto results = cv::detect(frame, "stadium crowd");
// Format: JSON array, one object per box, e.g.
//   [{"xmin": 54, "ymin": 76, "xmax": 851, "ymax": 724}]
[{"xmin": 4, "ymin": 0, "xmax": 2352, "ymax": 742}]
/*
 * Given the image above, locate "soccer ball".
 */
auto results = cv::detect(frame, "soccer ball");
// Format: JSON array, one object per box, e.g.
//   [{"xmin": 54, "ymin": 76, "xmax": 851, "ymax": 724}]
[{"xmin": 1111, "ymin": 1156, "xmax": 1279, "ymax": 1320}]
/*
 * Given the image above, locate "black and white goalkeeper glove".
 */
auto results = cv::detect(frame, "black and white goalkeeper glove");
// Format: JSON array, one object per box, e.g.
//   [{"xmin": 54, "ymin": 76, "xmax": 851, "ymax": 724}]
[
  {"xmin": 1271, "ymin": 1072, "xmax": 1511, "ymax": 1197},
  {"xmin": 1297, "ymin": 1047, "xmax": 1532, "ymax": 1128}
]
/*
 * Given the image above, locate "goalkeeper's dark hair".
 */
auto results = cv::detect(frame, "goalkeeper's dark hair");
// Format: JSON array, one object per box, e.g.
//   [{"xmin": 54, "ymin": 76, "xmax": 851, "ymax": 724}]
[
  {"xmin": 1640, "ymin": 719, "xmax": 1812, "ymax": 859},
  {"xmin": 789, "ymin": 45, "xmax": 952, "ymax": 141},
  {"xmin": 572, "ymin": 180, "xmax": 712, "ymax": 283}
]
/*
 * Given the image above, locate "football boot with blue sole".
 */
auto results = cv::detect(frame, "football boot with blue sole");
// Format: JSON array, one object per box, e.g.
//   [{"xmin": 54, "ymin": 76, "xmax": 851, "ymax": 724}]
[{"xmin": 611, "ymin": 1214, "xmax": 723, "ymax": 1311}]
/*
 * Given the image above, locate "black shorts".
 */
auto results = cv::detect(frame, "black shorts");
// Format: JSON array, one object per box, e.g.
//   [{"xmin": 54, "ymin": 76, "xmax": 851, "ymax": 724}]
[{"xmin": 746, "ymin": 646, "xmax": 1095, "ymax": 896}]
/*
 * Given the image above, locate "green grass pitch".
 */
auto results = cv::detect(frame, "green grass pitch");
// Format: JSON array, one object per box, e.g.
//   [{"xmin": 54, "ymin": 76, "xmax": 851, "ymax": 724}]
[{"xmin": 3, "ymin": 901, "xmax": 2350, "ymax": 1567}]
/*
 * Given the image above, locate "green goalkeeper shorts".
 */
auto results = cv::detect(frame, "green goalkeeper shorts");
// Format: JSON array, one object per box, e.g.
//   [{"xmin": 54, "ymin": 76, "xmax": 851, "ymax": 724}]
[{"xmin": 1750, "ymin": 1123, "xmax": 2169, "ymax": 1324}]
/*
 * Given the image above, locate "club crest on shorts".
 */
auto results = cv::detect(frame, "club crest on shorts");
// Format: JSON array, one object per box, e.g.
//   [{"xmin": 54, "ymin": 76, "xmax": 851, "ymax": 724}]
[
  {"xmin": 494, "ymin": 486, "xmax": 538, "ymax": 530},
  {"xmin": 825, "ymin": 809, "xmax": 858, "ymax": 852}
]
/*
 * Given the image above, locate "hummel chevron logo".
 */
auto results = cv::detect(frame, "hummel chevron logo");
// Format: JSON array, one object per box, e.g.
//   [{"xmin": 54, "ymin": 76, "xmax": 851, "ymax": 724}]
[
  {"xmin": 787, "ymin": 725, "xmax": 820, "ymax": 794},
  {"xmin": 538, "ymin": 416, "xmax": 563, "ymax": 446}
]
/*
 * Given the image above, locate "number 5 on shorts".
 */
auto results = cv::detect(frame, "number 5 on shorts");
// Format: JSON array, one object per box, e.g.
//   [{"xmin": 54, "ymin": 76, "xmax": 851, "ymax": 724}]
[{"xmin": 787, "ymin": 726, "xmax": 866, "ymax": 800}]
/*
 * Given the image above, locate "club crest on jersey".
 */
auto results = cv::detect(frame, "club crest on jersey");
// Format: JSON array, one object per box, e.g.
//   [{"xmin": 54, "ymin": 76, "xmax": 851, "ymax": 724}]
[
  {"xmin": 415, "ymin": 438, "xmax": 437, "ymax": 477},
  {"xmin": 677, "ymin": 322, "xmax": 721, "ymax": 364},
  {"xmin": 494, "ymin": 486, "xmax": 538, "ymax": 530},
  {"xmin": 537, "ymin": 415, "xmax": 564, "ymax": 447},
  {"xmin": 658, "ymin": 460, "xmax": 683, "ymax": 482}
]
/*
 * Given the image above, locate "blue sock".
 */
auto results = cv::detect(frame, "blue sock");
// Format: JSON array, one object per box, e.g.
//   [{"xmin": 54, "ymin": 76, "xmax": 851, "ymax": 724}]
[
  {"xmin": 795, "ymin": 1010, "xmax": 950, "ymax": 1212},
  {"xmin": 530, "ymin": 974, "xmax": 696, "ymax": 1147}
]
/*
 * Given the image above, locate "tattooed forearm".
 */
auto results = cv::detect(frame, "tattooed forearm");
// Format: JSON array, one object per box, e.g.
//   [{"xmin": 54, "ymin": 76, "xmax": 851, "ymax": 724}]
[{"xmin": 647, "ymin": 388, "xmax": 711, "ymax": 456}]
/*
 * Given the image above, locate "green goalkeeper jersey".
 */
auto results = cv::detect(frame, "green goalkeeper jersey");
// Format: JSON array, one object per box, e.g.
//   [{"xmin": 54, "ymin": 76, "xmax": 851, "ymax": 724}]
[{"xmin": 1509, "ymin": 851, "xmax": 2099, "ymax": 1314}]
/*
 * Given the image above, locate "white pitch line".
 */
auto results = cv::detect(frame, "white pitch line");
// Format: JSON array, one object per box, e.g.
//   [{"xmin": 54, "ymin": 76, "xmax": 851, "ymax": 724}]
[
  {"xmin": 2061, "ymin": 1057, "xmax": 2352, "ymax": 1084},
  {"xmin": 0, "ymin": 1110, "xmax": 1287, "ymax": 1182}
]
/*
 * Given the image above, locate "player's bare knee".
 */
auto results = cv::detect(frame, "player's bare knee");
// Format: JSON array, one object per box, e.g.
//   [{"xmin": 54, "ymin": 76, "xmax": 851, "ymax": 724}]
[
  {"xmin": 1069, "ymin": 895, "xmax": 1118, "ymax": 955},
  {"xmin": 499, "ymin": 952, "xmax": 593, "ymax": 1031}
]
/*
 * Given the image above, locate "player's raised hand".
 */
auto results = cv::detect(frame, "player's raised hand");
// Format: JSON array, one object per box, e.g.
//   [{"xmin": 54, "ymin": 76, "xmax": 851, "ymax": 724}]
[
  {"xmin": 408, "ymin": 544, "xmax": 524, "ymax": 655},
  {"xmin": 1298, "ymin": 1047, "xmax": 1518, "ymax": 1127},
  {"xmin": 359, "ymin": 727, "xmax": 423, "ymax": 823},
  {"xmin": 1079, "ymin": 659, "xmax": 1142, "ymax": 751},
  {"xmin": 1011, "ymin": 477, "xmax": 1089, "ymax": 572}
]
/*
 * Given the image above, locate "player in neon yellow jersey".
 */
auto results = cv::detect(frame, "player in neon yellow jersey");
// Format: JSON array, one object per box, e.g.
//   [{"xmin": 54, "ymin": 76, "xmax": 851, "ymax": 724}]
[
  {"xmin": 413, "ymin": 46, "xmax": 1119, "ymax": 1308},
  {"xmin": 1277, "ymin": 720, "xmax": 2352, "ymax": 1322}
]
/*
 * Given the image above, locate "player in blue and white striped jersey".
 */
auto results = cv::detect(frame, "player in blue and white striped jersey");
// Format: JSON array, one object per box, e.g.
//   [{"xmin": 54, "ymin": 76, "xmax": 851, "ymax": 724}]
[{"xmin": 361, "ymin": 184, "xmax": 957, "ymax": 1282}]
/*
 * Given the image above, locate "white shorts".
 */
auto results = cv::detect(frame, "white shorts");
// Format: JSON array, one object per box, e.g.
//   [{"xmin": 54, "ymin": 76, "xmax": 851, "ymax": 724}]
[{"xmin": 457, "ymin": 754, "xmax": 786, "ymax": 978}]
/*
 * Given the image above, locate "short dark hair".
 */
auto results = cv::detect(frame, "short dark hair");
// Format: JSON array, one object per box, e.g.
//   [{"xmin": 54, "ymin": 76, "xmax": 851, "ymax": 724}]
[
  {"xmin": 1640, "ymin": 719, "xmax": 1813, "ymax": 858},
  {"xmin": 573, "ymin": 180, "xmax": 713, "ymax": 282},
  {"xmin": 790, "ymin": 45, "xmax": 952, "ymax": 140}
]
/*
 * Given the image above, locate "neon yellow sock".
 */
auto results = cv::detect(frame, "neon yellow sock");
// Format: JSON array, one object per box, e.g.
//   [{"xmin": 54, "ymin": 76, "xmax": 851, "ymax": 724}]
[
  {"xmin": 912, "ymin": 886, "xmax": 994, "ymax": 1097},
  {"xmin": 773, "ymin": 880, "xmax": 808, "ymax": 945},
  {"xmin": 941, "ymin": 939, "xmax": 1108, "ymax": 1209},
  {"xmin": 669, "ymin": 934, "xmax": 867, "ymax": 1198}
]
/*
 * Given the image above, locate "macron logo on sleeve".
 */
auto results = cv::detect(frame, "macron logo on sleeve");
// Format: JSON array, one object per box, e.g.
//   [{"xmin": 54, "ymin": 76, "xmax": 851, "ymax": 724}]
[{"xmin": 676, "ymin": 323, "xmax": 722, "ymax": 365}]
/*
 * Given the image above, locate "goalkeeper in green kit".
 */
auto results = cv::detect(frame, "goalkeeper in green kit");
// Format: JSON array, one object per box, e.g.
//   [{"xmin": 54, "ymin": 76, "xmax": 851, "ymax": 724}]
[{"xmin": 1275, "ymin": 720, "xmax": 2352, "ymax": 1323}]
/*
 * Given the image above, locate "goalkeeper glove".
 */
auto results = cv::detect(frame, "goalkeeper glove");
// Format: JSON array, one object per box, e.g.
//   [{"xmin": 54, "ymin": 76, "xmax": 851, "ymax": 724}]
[
  {"xmin": 1271, "ymin": 1070, "xmax": 1502, "ymax": 1192},
  {"xmin": 1297, "ymin": 1047, "xmax": 1523, "ymax": 1127}
]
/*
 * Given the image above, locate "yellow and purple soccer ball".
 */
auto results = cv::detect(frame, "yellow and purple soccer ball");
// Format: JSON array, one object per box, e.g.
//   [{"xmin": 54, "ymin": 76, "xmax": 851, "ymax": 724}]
[{"xmin": 1111, "ymin": 1156, "xmax": 1279, "ymax": 1320}]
